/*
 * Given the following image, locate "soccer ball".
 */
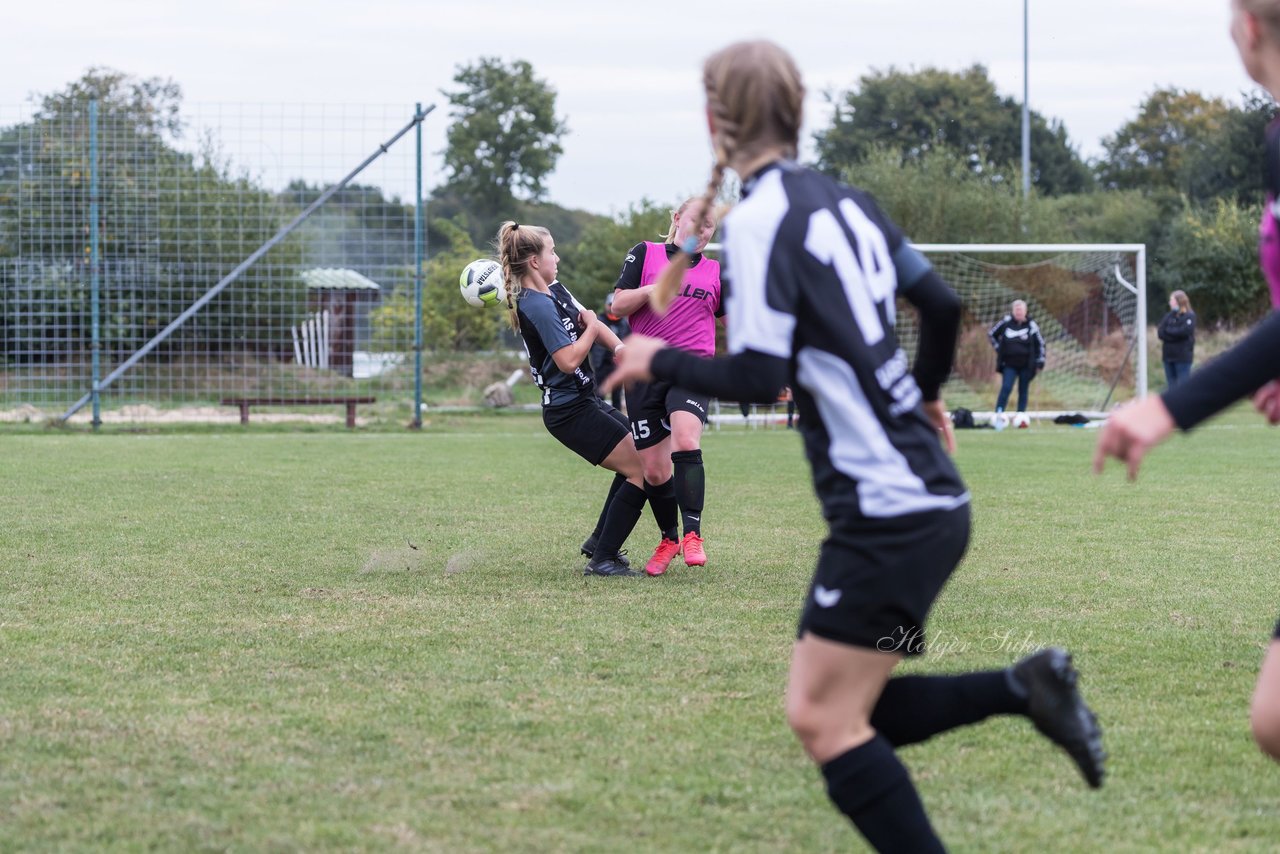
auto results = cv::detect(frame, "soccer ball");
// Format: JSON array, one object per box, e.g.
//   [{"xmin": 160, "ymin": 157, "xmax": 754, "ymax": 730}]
[
  {"xmin": 1012, "ymin": 413, "xmax": 1031, "ymax": 429},
  {"xmin": 459, "ymin": 259, "xmax": 507, "ymax": 308}
]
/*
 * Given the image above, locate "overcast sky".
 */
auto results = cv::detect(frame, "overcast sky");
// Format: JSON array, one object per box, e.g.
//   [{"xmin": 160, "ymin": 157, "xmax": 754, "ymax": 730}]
[{"xmin": 5, "ymin": 0, "xmax": 1260, "ymax": 216}]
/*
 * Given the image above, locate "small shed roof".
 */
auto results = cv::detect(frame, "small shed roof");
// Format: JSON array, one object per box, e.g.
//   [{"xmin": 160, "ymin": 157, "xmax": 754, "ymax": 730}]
[{"xmin": 301, "ymin": 268, "xmax": 381, "ymax": 291}]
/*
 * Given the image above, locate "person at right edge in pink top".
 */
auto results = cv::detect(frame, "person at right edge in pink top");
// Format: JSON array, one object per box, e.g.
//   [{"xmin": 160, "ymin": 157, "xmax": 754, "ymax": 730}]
[
  {"xmin": 1095, "ymin": 0, "xmax": 1280, "ymax": 765},
  {"xmin": 611, "ymin": 199, "xmax": 722, "ymax": 576}
]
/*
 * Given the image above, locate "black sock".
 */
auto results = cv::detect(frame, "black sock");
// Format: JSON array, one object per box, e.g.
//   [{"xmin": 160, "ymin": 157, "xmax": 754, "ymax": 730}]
[
  {"xmin": 870, "ymin": 670, "xmax": 1028, "ymax": 748},
  {"xmin": 671, "ymin": 449, "xmax": 704, "ymax": 536},
  {"xmin": 591, "ymin": 474, "xmax": 626, "ymax": 539},
  {"xmin": 822, "ymin": 735, "xmax": 944, "ymax": 853},
  {"xmin": 644, "ymin": 477, "xmax": 680, "ymax": 541},
  {"xmin": 594, "ymin": 481, "xmax": 646, "ymax": 560}
]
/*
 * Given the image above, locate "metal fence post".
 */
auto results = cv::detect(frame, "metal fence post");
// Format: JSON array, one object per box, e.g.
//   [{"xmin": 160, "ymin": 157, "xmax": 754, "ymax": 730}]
[
  {"xmin": 89, "ymin": 99, "xmax": 101, "ymax": 429},
  {"xmin": 413, "ymin": 102, "xmax": 425, "ymax": 429}
]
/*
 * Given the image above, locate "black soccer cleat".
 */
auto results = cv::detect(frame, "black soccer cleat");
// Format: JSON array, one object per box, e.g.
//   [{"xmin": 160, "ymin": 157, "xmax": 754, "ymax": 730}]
[
  {"xmin": 580, "ymin": 534, "xmax": 629, "ymax": 567},
  {"xmin": 583, "ymin": 555, "xmax": 639, "ymax": 577},
  {"xmin": 1013, "ymin": 647, "xmax": 1106, "ymax": 789}
]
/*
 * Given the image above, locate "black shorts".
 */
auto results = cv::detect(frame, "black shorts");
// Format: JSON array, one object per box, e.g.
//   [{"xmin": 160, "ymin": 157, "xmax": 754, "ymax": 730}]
[
  {"xmin": 543, "ymin": 395, "xmax": 631, "ymax": 466},
  {"xmin": 624, "ymin": 380, "xmax": 710, "ymax": 450},
  {"xmin": 797, "ymin": 503, "xmax": 971, "ymax": 657},
  {"xmin": 1274, "ymin": 616, "xmax": 1280, "ymax": 640}
]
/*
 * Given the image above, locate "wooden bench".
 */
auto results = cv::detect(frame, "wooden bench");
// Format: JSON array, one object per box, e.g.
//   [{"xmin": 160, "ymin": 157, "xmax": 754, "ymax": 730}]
[{"xmin": 220, "ymin": 397, "xmax": 376, "ymax": 428}]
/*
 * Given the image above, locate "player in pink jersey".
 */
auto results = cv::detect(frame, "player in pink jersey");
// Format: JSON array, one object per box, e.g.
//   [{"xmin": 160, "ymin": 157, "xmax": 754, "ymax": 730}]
[
  {"xmin": 611, "ymin": 198, "xmax": 722, "ymax": 575},
  {"xmin": 1096, "ymin": 0, "xmax": 1280, "ymax": 764}
]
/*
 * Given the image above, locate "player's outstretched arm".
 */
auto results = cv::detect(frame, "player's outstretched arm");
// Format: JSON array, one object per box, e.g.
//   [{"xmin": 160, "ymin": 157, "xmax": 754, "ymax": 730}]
[
  {"xmin": 1092, "ymin": 396, "xmax": 1176, "ymax": 480},
  {"xmin": 604, "ymin": 335, "xmax": 787, "ymax": 404}
]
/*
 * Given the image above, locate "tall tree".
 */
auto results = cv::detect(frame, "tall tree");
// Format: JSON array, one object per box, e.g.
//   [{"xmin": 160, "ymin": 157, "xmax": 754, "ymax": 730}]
[
  {"xmin": 814, "ymin": 65, "xmax": 1092, "ymax": 195},
  {"xmin": 1095, "ymin": 87, "xmax": 1230, "ymax": 194},
  {"xmin": 439, "ymin": 58, "xmax": 568, "ymax": 234},
  {"xmin": 1181, "ymin": 90, "xmax": 1279, "ymax": 205}
]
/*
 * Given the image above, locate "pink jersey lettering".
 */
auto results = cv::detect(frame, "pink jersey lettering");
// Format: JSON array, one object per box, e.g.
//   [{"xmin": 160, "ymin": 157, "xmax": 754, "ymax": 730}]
[{"xmin": 628, "ymin": 242, "xmax": 721, "ymax": 357}]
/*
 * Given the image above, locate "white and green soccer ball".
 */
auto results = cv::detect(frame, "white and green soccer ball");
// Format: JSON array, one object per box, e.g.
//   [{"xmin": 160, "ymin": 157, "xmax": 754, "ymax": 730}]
[{"xmin": 459, "ymin": 258, "xmax": 507, "ymax": 308}]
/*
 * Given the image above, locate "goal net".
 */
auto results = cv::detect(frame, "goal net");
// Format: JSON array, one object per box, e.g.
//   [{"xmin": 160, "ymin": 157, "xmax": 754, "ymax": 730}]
[
  {"xmin": 703, "ymin": 241, "xmax": 1146, "ymax": 427},
  {"xmin": 908, "ymin": 245, "xmax": 1147, "ymax": 419}
]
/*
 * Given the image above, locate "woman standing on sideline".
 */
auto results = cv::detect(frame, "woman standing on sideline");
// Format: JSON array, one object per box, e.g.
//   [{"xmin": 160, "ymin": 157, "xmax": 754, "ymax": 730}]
[
  {"xmin": 607, "ymin": 40, "xmax": 1104, "ymax": 852},
  {"xmin": 988, "ymin": 299, "xmax": 1046, "ymax": 416},
  {"xmin": 610, "ymin": 199, "xmax": 722, "ymax": 576},
  {"xmin": 497, "ymin": 221, "xmax": 645, "ymax": 578},
  {"xmin": 1095, "ymin": 0, "xmax": 1280, "ymax": 765},
  {"xmin": 1157, "ymin": 289, "xmax": 1196, "ymax": 388}
]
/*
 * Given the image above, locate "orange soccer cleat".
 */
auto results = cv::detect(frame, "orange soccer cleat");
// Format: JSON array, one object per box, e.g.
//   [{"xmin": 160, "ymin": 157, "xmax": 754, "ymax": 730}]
[
  {"xmin": 681, "ymin": 532, "xmax": 706, "ymax": 567},
  {"xmin": 645, "ymin": 537, "xmax": 681, "ymax": 577}
]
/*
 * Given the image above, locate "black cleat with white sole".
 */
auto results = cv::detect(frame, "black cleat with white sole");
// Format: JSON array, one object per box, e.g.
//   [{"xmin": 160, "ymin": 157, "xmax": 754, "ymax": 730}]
[
  {"xmin": 583, "ymin": 555, "xmax": 639, "ymax": 577},
  {"xmin": 1013, "ymin": 647, "xmax": 1106, "ymax": 788}
]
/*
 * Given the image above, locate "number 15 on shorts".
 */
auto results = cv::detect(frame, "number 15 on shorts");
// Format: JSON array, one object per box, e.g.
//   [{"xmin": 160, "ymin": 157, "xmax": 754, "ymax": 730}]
[{"xmin": 632, "ymin": 419, "xmax": 650, "ymax": 441}]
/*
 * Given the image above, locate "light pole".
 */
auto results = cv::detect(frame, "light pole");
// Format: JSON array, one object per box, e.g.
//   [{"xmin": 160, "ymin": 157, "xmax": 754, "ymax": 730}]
[{"xmin": 1022, "ymin": 0, "xmax": 1031, "ymax": 198}]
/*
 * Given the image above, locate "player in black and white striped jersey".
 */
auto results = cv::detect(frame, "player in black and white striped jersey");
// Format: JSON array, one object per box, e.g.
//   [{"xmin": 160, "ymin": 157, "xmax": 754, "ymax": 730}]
[{"xmin": 606, "ymin": 41, "xmax": 1105, "ymax": 851}]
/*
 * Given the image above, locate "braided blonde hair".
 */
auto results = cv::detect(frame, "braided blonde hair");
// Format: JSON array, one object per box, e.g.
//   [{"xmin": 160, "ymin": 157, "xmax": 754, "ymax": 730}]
[
  {"xmin": 652, "ymin": 41, "xmax": 804, "ymax": 312},
  {"xmin": 496, "ymin": 221, "xmax": 551, "ymax": 332}
]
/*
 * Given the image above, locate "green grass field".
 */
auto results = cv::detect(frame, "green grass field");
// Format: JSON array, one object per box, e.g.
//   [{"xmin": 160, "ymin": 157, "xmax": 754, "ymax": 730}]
[{"xmin": 3, "ymin": 412, "xmax": 1280, "ymax": 851}]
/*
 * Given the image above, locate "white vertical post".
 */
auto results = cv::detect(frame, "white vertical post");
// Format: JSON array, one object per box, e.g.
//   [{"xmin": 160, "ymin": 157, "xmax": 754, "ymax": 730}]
[
  {"xmin": 320, "ymin": 309, "xmax": 331, "ymax": 370},
  {"xmin": 1136, "ymin": 246, "xmax": 1148, "ymax": 399},
  {"xmin": 303, "ymin": 317, "xmax": 314, "ymax": 368}
]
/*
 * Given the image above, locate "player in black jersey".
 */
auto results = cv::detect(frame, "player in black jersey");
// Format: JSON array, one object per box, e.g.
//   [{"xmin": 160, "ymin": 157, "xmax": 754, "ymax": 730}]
[
  {"xmin": 1095, "ymin": 0, "xmax": 1280, "ymax": 765},
  {"xmin": 497, "ymin": 221, "xmax": 646, "ymax": 578},
  {"xmin": 607, "ymin": 40, "xmax": 1105, "ymax": 851}
]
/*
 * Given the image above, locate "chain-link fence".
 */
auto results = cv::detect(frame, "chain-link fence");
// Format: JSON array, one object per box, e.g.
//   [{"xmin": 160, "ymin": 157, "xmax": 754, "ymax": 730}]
[{"xmin": 0, "ymin": 100, "xmax": 450, "ymax": 427}]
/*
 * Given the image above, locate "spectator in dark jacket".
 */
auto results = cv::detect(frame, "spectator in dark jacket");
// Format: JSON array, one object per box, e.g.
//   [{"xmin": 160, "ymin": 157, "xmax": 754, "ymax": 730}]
[
  {"xmin": 590, "ymin": 292, "xmax": 631, "ymax": 410},
  {"xmin": 1157, "ymin": 290, "xmax": 1196, "ymax": 388},
  {"xmin": 988, "ymin": 299, "xmax": 1046, "ymax": 414}
]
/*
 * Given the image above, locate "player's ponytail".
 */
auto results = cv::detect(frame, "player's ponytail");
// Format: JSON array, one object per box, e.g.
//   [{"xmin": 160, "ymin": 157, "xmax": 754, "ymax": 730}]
[
  {"xmin": 496, "ymin": 221, "xmax": 551, "ymax": 332},
  {"xmin": 496, "ymin": 222, "xmax": 523, "ymax": 332}
]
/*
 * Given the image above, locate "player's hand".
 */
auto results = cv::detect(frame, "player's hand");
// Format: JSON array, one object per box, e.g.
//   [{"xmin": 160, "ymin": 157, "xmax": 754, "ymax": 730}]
[
  {"xmin": 1092, "ymin": 395, "xmax": 1176, "ymax": 480},
  {"xmin": 602, "ymin": 334, "xmax": 665, "ymax": 394},
  {"xmin": 922, "ymin": 399, "xmax": 956, "ymax": 454},
  {"xmin": 1253, "ymin": 380, "xmax": 1280, "ymax": 425},
  {"xmin": 577, "ymin": 308, "xmax": 598, "ymax": 329}
]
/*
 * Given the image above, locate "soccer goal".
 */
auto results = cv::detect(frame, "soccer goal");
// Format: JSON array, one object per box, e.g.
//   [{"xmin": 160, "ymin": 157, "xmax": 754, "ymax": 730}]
[
  {"xmin": 910, "ymin": 244, "xmax": 1146, "ymax": 421},
  {"xmin": 704, "ymin": 242, "xmax": 1145, "ymax": 426}
]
